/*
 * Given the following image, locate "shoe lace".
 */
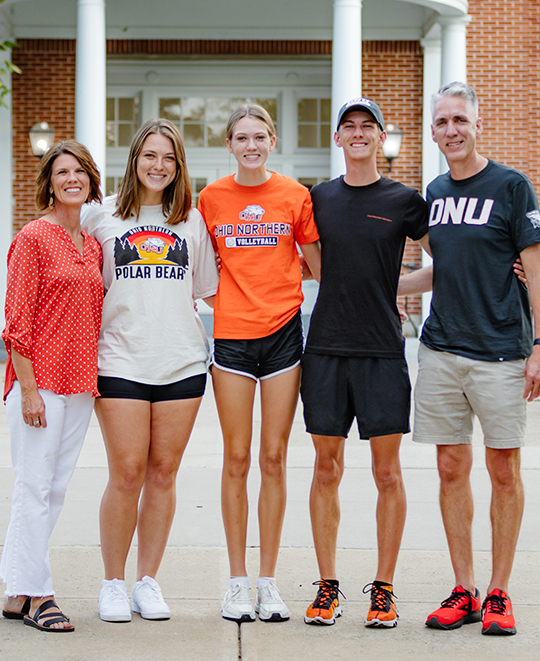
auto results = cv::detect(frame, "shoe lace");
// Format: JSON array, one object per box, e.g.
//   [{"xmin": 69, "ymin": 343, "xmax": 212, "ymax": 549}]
[
  {"xmin": 137, "ymin": 580, "xmax": 161, "ymax": 601},
  {"xmin": 483, "ymin": 592, "xmax": 506, "ymax": 615},
  {"xmin": 230, "ymin": 583, "xmax": 250, "ymax": 603},
  {"xmin": 263, "ymin": 581, "xmax": 282, "ymax": 602},
  {"xmin": 362, "ymin": 583, "xmax": 396, "ymax": 612},
  {"xmin": 439, "ymin": 588, "xmax": 471, "ymax": 610},
  {"xmin": 311, "ymin": 580, "xmax": 346, "ymax": 608},
  {"xmin": 105, "ymin": 584, "xmax": 127, "ymax": 603}
]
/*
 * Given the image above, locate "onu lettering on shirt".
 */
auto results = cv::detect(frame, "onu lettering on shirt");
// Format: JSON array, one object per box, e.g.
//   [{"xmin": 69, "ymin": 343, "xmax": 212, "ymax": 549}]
[{"xmin": 429, "ymin": 197, "xmax": 495, "ymax": 226}]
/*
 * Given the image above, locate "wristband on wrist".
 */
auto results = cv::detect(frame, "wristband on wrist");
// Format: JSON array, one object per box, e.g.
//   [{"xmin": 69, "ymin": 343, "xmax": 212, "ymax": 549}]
[{"xmin": 534, "ymin": 338, "xmax": 540, "ymax": 346}]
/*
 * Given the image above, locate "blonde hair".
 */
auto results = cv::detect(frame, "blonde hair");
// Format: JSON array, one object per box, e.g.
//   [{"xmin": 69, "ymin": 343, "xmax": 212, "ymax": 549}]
[
  {"xmin": 226, "ymin": 104, "xmax": 276, "ymax": 142},
  {"xmin": 115, "ymin": 118, "xmax": 192, "ymax": 225},
  {"xmin": 36, "ymin": 140, "xmax": 102, "ymax": 211}
]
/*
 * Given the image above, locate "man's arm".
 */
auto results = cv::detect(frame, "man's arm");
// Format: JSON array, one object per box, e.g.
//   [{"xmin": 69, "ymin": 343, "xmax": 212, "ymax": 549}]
[
  {"xmin": 398, "ymin": 264, "xmax": 433, "ymax": 296},
  {"xmin": 397, "ymin": 233, "xmax": 433, "ymax": 296},
  {"xmin": 519, "ymin": 242, "xmax": 540, "ymax": 401}
]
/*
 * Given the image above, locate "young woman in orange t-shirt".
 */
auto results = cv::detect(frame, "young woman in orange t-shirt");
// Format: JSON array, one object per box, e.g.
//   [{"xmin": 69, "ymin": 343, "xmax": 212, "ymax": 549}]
[{"xmin": 198, "ymin": 105, "xmax": 321, "ymax": 623}]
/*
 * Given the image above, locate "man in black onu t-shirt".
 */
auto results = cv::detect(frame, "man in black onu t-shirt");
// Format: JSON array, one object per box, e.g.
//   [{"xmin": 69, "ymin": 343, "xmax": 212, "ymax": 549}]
[
  {"xmin": 301, "ymin": 98, "xmax": 430, "ymax": 628},
  {"xmin": 412, "ymin": 82, "xmax": 540, "ymax": 636}
]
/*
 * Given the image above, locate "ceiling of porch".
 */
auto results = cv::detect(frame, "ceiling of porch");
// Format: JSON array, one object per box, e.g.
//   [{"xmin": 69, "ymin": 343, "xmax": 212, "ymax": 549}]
[{"xmin": 3, "ymin": 0, "xmax": 466, "ymax": 42}]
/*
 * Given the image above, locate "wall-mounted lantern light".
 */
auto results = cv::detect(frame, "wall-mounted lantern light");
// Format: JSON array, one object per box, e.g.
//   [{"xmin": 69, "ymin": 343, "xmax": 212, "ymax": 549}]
[
  {"xmin": 382, "ymin": 123, "xmax": 404, "ymax": 171},
  {"xmin": 29, "ymin": 122, "xmax": 55, "ymax": 158}
]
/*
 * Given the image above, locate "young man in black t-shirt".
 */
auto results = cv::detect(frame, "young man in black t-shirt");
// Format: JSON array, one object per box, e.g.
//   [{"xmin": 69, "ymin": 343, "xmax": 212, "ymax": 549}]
[
  {"xmin": 411, "ymin": 82, "xmax": 540, "ymax": 636},
  {"xmin": 301, "ymin": 98, "xmax": 429, "ymax": 628}
]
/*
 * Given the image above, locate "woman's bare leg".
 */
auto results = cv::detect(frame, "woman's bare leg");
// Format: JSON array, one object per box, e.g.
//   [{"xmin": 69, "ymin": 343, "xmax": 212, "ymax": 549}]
[
  {"xmin": 213, "ymin": 368, "xmax": 256, "ymax": 577},
  {"xmin": 258, "ymin": 367, "xmax": 300, "ymax": 577},
  {"xmin": 95, "ymin": 398, "xmax": 151, "ymax": 580},
  {"xmin": 136, "ymin": 397, "xmax": 202, "ymax": 580}
]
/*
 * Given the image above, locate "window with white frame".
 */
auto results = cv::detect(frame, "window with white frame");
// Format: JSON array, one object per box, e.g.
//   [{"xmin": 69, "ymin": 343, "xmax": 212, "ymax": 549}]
[
  {"xmin": 105, "ymin": 176, "xmax": 125, "ymax": 197},
  {"xmin": 106, "ymin": 96, "xmax": 140, "ymax": 148},
  {"xmin": 105, "ymin": 60, "xmax": 333, "ymax": 197},
  {"xmin": 191, "ymin": 178, "xmax": 207, "ymax": 207},
  {"xmin": 158, "ymin": 97, "xmax": 278, "ymax": 148},
  {"xmin": 297, "ymin": 98, "xmax": 331, "ymax": 149}
]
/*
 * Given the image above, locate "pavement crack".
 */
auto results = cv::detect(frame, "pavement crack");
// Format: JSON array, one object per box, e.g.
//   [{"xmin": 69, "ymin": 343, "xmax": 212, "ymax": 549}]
[{"xmin": 237, "ymin": 622, "xmax": 242, "ymax": 660}]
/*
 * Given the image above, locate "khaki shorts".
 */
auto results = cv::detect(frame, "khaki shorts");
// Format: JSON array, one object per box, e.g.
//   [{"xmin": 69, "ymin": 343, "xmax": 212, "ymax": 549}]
[{"xmin": 413, "ymin": 343, "xmax": 526, "ymax": 449}]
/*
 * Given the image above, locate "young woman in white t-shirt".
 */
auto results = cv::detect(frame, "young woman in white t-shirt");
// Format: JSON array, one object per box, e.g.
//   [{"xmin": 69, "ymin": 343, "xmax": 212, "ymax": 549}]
[{"xmin": 82, "ymin": 119, "xmax": 218, "ymax": 623}]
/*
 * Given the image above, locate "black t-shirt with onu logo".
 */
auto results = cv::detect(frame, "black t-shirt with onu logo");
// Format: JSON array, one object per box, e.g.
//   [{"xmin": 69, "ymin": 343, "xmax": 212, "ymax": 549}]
[{"xmin": 422, "ymin": 159, "xmax": 540, "ymax": 362}]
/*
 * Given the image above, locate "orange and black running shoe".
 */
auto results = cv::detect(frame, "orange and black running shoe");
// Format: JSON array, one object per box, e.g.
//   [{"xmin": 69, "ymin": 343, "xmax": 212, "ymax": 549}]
[
  {"xmin": 304, "ymin": 579, "xmax": 345, "ymax": 625},
  {"xmin": 425, "ymin": 585, "xmax": 481, "ymax": 630},
  {"xmin": 363, "ymin": 581, "xmax": 399, "ymax": 628},
  {"xmin": 481, "ymin": 589, "xmax": 516, "ymax": 635}
]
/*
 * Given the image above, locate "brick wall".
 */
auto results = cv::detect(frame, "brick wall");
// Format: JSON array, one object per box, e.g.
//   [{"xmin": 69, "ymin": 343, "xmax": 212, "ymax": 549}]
[
  {"xmin": 363, "ymin": 41, "xmax": 424, "ymax": 322},
  {"xmin": 107, "ymin": 39, "xmax": 332, "ymax": 56},
  {"xmin": 468, "ymin": 0, "xmax": 540, "ymax": 189},
  {"xmin": 12, "ymin": 40, "xmax": 76, "ymax": 233}
]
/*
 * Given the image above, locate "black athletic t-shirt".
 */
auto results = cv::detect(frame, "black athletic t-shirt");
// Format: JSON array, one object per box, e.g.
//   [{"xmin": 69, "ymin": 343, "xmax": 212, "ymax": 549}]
[
  {"xmin": 421, "ymin": 160, "xmax": 540, "ymax": 362},
  {"xmin": 305, "ymin": 176, "xmax": 428, "ymax": 358}
]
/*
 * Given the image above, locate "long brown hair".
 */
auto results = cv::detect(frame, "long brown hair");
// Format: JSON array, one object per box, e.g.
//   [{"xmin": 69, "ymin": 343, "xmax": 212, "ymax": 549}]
[
  {"xmin": 115, "ymin": 118, "xmax": 192, "ymax": 225},
  {"xmin": 35, "ymin": 140, "xmax": 102, "ymax": 211}
]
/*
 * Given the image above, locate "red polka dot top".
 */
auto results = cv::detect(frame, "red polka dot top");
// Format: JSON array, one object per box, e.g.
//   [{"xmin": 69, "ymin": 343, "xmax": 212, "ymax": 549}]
[{"xmin": 3, "ymin": 218, "xmax": 103, "ymax": 400}]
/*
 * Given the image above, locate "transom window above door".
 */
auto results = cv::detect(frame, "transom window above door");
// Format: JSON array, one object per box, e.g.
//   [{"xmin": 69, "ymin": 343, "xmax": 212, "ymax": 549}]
[{"xmin": 158, "ymin": 97, "xmax": 278, "ymax": 148}]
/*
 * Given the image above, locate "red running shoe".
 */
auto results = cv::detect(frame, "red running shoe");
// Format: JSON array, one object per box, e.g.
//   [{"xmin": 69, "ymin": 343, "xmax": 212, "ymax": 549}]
[
  {"xmin": 482, "ymin": 589, "xmax": 516, "ymax": 636},
  {"xmin": 425, "ymin": 585, "xmax": 481, "ymax": 630}
]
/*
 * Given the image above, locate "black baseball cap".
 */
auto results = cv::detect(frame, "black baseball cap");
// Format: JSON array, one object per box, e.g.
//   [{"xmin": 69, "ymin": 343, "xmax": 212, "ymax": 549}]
[{"xmin": 336, "ymin": 98, "xmax": 385, "ymax": 131}]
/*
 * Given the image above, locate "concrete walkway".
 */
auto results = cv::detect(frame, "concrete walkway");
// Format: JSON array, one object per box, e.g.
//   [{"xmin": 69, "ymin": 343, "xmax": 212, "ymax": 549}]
[{"xmin": 1, "ymin": 353, "xmax": 539, "ymax": 660}]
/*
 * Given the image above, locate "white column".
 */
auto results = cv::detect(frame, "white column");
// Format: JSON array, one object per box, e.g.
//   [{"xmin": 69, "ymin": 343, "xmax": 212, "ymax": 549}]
[
  {"xmin": 421, "ymin": 38, "xmax": 442, "ymax": 195},
  {"xmin": 0, "ymin": 48, "xmax": 12, "ymax": 330},
  {"xmin": 439, "ymin": 16, "xmax": 471, "ymax": 86},
  {"xmin": 420, "ymin": 37, "xmax": 441, "ymax": 324},
  {"xmin": 331, "ymin": 0, "xmax": 362, "ymax": 178},
  {"xmin": 76, "ymin": 0, "xmax": 106, "ymax": 182},
  {"xmin": 437, "ymin": 15, "xmax": 471, "ymax": 173}
]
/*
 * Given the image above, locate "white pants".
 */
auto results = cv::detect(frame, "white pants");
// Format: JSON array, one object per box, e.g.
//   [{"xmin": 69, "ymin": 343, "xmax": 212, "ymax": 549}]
[{"xmin": 0, "ymin": 383, "xmax": 94, "ymax": 597}]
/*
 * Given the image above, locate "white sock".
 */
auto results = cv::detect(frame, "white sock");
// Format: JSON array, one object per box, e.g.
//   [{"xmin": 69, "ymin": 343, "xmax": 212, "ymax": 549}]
[
  {"xmin": 230, "ymin": 576, "xmax": 249, "ymax": 589},
  {"xmin": 257, "ymin": 577, "xmax": 275, "ymax": 589}
]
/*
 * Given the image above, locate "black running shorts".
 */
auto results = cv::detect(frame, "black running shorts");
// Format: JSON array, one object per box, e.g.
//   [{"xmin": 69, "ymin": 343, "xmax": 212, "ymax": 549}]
[
  {"xmin": 300, "ymin": 353, "xmax": 411, "ymax": 439},
  {"xmin": 213, "ymin": 311, "xmax": 303, "ymax": 381},
  {"xmin": 97, "ymin": 373, "xmax": 207, "ymax": 402}
]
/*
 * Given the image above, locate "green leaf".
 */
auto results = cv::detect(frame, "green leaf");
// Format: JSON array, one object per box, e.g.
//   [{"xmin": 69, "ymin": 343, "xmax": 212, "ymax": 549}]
[{"xmin": 6, "ymin": 62, "xmax": 21, "ymax": 74}]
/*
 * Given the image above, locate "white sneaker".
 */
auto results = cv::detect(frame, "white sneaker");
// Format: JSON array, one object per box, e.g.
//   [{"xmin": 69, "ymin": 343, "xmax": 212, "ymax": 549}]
[
  {"xmin": 221, "ymin": 581, "xmax": 256, "ymax": 622},
  {"xmin": 255, "ymin": 580, "xmax": 290, "ymax": 621},
  {"xmin": 131, "ymin": 575, "xmax": 171, "ymax": 620},
  {"xmin": 99, "ymin": 579, "xmax": 132, "ymax": 622}
]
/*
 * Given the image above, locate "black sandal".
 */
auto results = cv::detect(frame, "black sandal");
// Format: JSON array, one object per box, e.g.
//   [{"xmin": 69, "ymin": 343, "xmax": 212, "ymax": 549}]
[
  {"xmin": 2, "ymin": 596, "xmax": 31, "ymax": 620},
  {"xmin": 23, "ymin": 599, "xmax": 74, "ymax": 633}
]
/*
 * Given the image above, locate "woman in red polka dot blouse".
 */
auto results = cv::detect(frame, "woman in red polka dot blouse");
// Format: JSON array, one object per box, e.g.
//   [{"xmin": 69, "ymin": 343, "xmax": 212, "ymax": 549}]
[{"xmin": 0, "ymin": 141, "xmax": 103, "ymax": 632}]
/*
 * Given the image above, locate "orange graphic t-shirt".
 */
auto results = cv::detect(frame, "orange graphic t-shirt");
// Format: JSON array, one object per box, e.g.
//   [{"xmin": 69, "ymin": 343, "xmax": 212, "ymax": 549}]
[{"xmin": 199, "ymin": 173, "xmax": 319, "ymax": 339}]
